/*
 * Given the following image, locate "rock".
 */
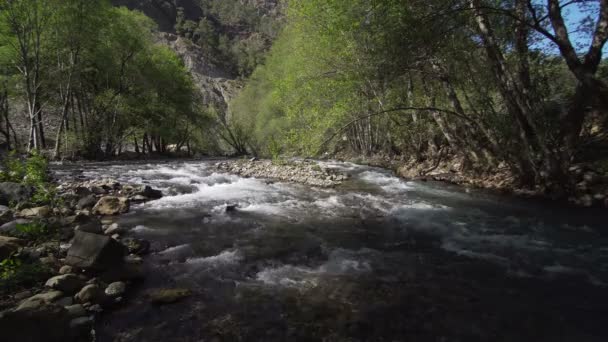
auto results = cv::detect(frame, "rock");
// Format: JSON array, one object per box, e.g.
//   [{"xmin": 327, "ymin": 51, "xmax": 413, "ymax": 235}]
[
  {"xmin": 75, "ymin": 284, "xmax": 103, "ymax": 304},
  {"xmin": 147, "ymin": 288, "xmax": 192, "ymax": 305},
  {"xmin": 45, "ymin": 274, "xmax": 85, "ymax": 294},
  {"xmin": 65, "ymin": 231, "xmax": 126, "ymax": 271},
  {"xmin": 0, "ymin": 206, "xmax": 13, "ymax": 225},
  {"xmin": 74, "ymin": 216, "xmax": 103, "ymax": 235},
  {"xmin": 76, "ymin": 194, "xmax": 98, "ymax": 210},
  {"xmin": 0, "ymin": 218, "xmax": 31, "ymax": 235},
  {"xmin": 105, "ymin": 281, "xmax": 126, "ymax": 297},
  {"xmin": 17, "ymin": 291, "xmax": 64, "ymax": 311},
  {"xmin": 138, "ymin": 185, "xmax": 163, "ymax": 199},
  {"xmin": 90, "ymin": 186, "xmax": 107, "ymax": 195},
  {"xmin": 74, "ymin": 187, "xmax": 92, "ymax": 197},
  {"xmin": 104, "ymin": 223, "xmax": 126, "ymax": 235},
  {"xmin": 59, "ymin": 265, "xmax": 73, "ymax": 275},
  {"xmin": 19, "ymin": 206, "xmax": 51, "ymax": 218},
  {"xmin": 580, "ymin": 194, "xmax": 593, "ymax": 207},
  {"xmin": 583, "ymin": 172, "xmax": 599, "ymax": 184},
  {"xmin": 65, "ymin": 304, "xmax": 87, "ymax": 318},
  {"xmin": 92, "ymin": 196, "xmax": 130, "ymax": 215},
  {"xmin": 0, "ymin": 302, "xmax": 71, "ymax": 342},
  {"xmin": 87, "ymin": 304, "xmax": 103, "ymax": 313},
  {"xmin": 69, "ymin": 316, "xmax": 93, "ymax": 339},
  {"xmin": 55, "ymin": 297, "xmax": 74, "ymax": 307},
  {"xmin": 0, "ymin": 235, "xmax": 25, "ymax": 259},
  {"xmin": 0, "ymin": 182, "xmax": 34, "ymax": 206},
  {"xmin": 121, "ymin": 237, "xmax": 150, "ymax": 255},
  {"xmin": 225, "ymin": 204, "xmax": 239, "ymax": 212}
]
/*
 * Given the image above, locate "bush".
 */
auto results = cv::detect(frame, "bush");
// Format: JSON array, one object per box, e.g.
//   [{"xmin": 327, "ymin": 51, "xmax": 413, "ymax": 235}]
[
  {"xmin": 14, "ymin": 221, "xmax": 54, "ymax": 241},
  {"xmin": 0, "ymin": 255, "xmax": 51, "ymax": 294},
  {"xmin": 0, "ymin": 151, "xmax": 25, "ymax": 182}
]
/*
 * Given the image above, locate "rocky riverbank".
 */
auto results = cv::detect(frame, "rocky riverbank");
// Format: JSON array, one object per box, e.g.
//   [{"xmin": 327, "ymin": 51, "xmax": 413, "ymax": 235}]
[
  {"xmin": 214, "ymin": 159, "xmax": 349, "ymax": 187},
  {"xmin": 0, "ymin": 178, "xmax": 166, "ymax": 341}
]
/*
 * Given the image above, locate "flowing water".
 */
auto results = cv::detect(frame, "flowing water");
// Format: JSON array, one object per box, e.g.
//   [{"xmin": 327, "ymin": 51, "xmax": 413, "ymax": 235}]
[{"xmin": 53, "ymin": 160, "xmax": 608, "ymax": 341}]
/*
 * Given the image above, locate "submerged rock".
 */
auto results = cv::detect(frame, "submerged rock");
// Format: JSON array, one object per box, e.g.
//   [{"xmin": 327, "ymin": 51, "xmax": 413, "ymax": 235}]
[{"xmin": 147, "ymin": 288, "xmax": 192, "ymax": 305}]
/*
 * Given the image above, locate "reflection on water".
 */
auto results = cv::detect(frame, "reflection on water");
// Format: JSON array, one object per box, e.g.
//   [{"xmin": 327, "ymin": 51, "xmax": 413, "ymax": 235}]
[{"xmin": 53, "ymin": 160, "xmax": 608, "ymax": 341}]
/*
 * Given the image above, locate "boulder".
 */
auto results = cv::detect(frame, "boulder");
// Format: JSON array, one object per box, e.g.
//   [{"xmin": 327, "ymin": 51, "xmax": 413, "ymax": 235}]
[
  {"xmin": 45, "ymin": 274, "xmax": 85, "ymax": 294},
  {"xmin": 76, "ymin": 194, "xmax": 98, "ymax": 210},
  {"xmin": 65, "ymin": 231, "xmax": 126, "ymax": 271},
  {"xmin": 0, "ymin": 302, "xmax": 71, "ymax": 342},
  {"xmin": 147, "ymin": 288, "xmax": 191, "ymax": 305},
  {"xmin": 104, "ymin": 281, "xmax": 126, "ymax": 297},
  {"xmin": 19, "ymin": 206, "xmax": 52, "ymax": 218},
  {"xmin": 0, "ymin": 182, "xmax": 34, "ymax": 206},
  {"xmin": 0, "ymin": 235, "xmax": 25, "ymax": 259},
  {"xmin": 74, "ymin": 284, "xmax": 103, "ymax": 304},
  {"xmin": 92, "ymin": 196, "xmax": 130, "ymax": 216},
  {"xmin": 16, "ymin": 291, "xmax": 64, "ymax": 311}
]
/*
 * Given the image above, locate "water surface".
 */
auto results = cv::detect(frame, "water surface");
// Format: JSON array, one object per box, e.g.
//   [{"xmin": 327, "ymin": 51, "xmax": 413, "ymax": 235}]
[{"xmin": 54, "ymin": 160, "xmax": 608, "ymax": 341}]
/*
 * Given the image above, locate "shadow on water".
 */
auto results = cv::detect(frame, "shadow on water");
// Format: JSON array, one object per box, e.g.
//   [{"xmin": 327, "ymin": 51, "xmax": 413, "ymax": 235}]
[{"xmin": 52, "ymin": 160, "xmax": 608, "ymax": 341}]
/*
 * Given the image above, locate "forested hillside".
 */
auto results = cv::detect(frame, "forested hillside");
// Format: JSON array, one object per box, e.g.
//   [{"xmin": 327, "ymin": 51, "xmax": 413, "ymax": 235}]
[
  {"xmin": 0, "ymin": 1, "xmax": 201, "ymax": 159},
  {"xmin": 230, "ymin": 0, "xmax": 608, "ymax": 200}
]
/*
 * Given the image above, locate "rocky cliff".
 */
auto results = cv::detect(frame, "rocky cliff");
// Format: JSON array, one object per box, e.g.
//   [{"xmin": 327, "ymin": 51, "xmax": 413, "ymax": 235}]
[{"xmin": 156, "ymin": 32, "xmax": 242, "ymax": 110}]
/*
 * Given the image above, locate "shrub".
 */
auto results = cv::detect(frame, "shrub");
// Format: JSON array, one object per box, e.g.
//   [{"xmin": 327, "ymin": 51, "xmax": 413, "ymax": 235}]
[
  {"xmin": 14, "ymin": 221, "xmax": 53, "ymax": 241},
  {"xmin": 0, "ymin": 151, "xmax": 25, "ymax": 182},
  {"xmin": 0, "ymin": 255, "xmax": 51, "ymax": 294}
]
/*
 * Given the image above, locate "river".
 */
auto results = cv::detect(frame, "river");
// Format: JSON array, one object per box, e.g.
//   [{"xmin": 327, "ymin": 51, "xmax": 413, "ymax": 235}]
[{"xmin": 53, "ymin": 159, "xmax": 608, "ymax": 341}]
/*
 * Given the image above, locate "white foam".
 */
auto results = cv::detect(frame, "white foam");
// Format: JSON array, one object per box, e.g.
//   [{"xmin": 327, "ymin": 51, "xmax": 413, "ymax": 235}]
[
  {"xmin": 186, "ymin": 250, "xmax": 242, "ymax": 267},
  {"xmin": 255, "ymin": 249, "xmax": 373, "ymax": 288},
  {"xmin": 359, "ymin": 171, "xmax": 413, "ymax": 192}
]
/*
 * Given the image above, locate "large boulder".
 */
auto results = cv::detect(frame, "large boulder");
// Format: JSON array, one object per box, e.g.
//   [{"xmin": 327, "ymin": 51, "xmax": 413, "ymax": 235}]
[
  {"xmin": 0, "ymin": 235, "xmax": 25, "ymax": 259},
  {"xmin": 65, "ymin": 231, "xmax": 126, "ymax": 271},
  {"xmin": 0, "ymin": 182, "xmax": 34, "ymax": 206},
  {"xmin": 0, "ymin": 205, "xmax": 12, "ymax": 225},
  {"xmin": 0, "ymin": 302, "xmax": 71, "ymax": 342},
  {"xmin": 92, "ymin": 196, "xmax": 130, "ymax": 216},
  {"xmin": 73, "ymin": 215, "xmax": 103, "ymax": 235}
]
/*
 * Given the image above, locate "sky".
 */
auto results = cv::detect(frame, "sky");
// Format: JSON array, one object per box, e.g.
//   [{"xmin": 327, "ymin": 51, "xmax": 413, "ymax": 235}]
[{"xmin": 535, "ymin": 1, "xmax": 607, "ymax": 56}]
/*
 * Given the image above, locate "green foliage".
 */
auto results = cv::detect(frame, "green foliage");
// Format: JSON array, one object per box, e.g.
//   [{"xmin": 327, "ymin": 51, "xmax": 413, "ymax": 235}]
[
  {"xmin": 23, "ymin": 151, "xmax": 48, "ymax": 185},
  {"xmin": 14, "ymin": 221, "xmax": 52, "ymax": 241},
  {"xmin": 1, "ymin": 254, "xmax": 51, "ymax": 294},
  {"xmin": 0, "ymin": 151, "xmax": 25, "ymax": 182}
]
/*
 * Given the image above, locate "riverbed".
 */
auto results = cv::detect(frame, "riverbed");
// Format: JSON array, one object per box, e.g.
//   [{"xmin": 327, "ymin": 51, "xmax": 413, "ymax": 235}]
[{"xmin": 54, "ymin": 160, "xmax": 608, "ymax": 341}]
